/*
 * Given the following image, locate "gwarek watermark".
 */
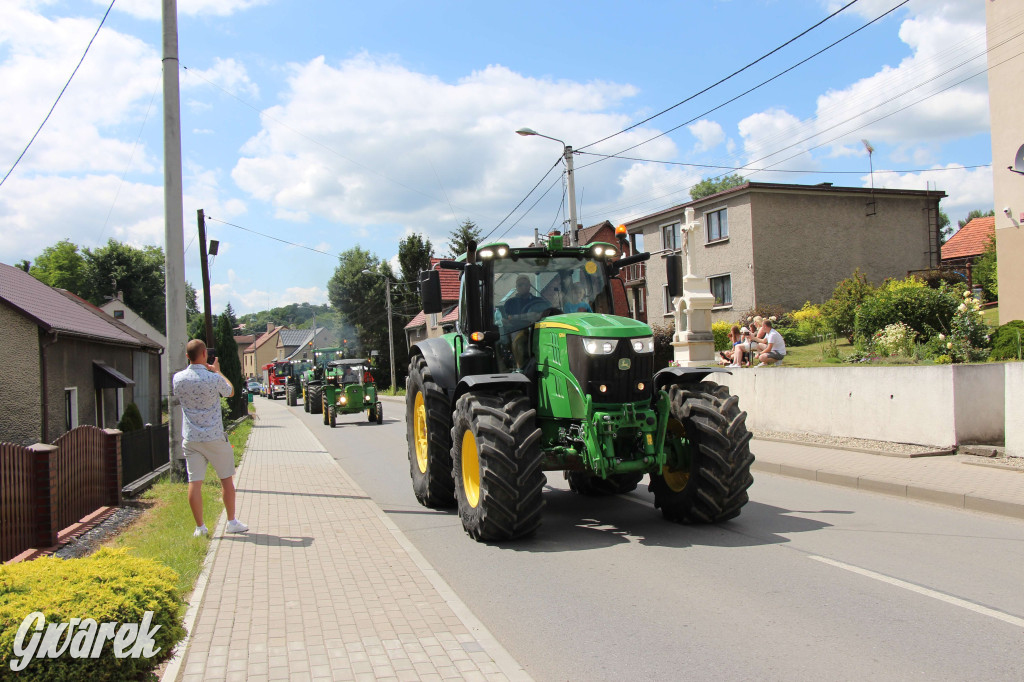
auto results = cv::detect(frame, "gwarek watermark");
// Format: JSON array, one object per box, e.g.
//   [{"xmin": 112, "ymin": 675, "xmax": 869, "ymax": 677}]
[{"xmin": 9, "ymin": 611, "xmax": 162, "ymax": 672}]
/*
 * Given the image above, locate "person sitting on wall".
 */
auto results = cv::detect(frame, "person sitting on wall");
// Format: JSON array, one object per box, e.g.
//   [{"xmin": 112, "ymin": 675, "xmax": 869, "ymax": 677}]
[{"xmin": 756, "ymin": 319, "xmax": 787, "ymax": 365}]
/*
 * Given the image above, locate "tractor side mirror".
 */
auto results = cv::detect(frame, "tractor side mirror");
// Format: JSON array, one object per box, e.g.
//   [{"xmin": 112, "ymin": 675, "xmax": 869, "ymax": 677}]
[
  {"xmin": 666, "ymin": 255, "xmax": 683, "ymax": 298},
  {"xmin": 420, "ymin": 269, "xmax": 443, "ymax": 314}
]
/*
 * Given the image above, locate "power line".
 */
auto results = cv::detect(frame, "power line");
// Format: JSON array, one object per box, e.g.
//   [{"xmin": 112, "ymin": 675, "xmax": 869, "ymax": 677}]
[
  {"xmin": 578, "ymin": 0, "xmax": 864, "ymax": 152},
  {"xmin": 479, "ymin": 155, "xmax": 563, "ymax": 243},
  {"xmin": 0, "ymin": 0, "xmax": 116, "ymax": 189},
  {"xmin": 206, "ymin": 216, "xmax": 338, "ymax": 257}
]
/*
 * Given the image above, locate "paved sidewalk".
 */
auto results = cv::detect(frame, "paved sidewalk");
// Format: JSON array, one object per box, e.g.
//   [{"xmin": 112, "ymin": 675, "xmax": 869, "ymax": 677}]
[
  {"xmin": 752, "ymin": 438, "xmax": 1024, "ymax": 520},
  {"xmin": 169, "ymin": 398, "xmax": 529, "ymax": 682}
]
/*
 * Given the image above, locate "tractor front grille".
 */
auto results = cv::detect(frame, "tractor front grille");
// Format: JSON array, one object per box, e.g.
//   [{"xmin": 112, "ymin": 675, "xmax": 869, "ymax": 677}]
[{"xmin": 566, "ymin": 336, "xmax": 653, "ymax": 404}]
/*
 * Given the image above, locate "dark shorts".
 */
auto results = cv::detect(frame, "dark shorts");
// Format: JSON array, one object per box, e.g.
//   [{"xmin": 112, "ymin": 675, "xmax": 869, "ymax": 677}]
[{"xmin": 764, "ymin": 350, "xmax": 785, "ymax": 361}]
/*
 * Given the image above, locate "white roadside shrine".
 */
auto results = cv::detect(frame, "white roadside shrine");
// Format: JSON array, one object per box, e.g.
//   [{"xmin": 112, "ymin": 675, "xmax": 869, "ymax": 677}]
[{"xmin": 671, "ymin": 207, "xmax": 717, "ymax": 366}]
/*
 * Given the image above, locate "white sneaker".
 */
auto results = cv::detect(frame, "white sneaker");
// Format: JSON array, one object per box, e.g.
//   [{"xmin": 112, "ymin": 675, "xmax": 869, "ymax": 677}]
[
  {"xmin": 226, "ymin": 519, "xmax": 249, "ymax": 533},
  {"xmin": 193, "ymin": 525, "xmax": 209, "ymax": 537}
]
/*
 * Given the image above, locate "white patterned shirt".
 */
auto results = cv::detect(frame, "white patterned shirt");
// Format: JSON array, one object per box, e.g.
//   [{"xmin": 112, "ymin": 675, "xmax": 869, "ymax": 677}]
[{"xmin": 173, "ymin": 364, "xmax": 233, "ymax": 443}]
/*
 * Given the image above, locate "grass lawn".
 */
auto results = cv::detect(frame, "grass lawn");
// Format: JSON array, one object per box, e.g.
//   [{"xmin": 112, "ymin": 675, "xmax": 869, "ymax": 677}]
[
  {"xmin": 983, "ymin": 304, "xmax": 999, "ymax": 327},
  {"xmin": 106, "ymin": 417, "xmax": 253, "ymax": 597}
]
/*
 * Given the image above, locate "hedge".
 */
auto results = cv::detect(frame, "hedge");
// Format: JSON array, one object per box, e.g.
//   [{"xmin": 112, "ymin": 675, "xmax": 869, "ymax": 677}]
[
  {"xmin": 853, "ymin": 285, "xmax": 959, "ymax": 342},
  {"xmin": 0, "ymin": 548, "xmax": 184, "ymax": 680},
  {"xmin": 990, "ymin": 320, "xmax": 1024, "ymax": 361}
]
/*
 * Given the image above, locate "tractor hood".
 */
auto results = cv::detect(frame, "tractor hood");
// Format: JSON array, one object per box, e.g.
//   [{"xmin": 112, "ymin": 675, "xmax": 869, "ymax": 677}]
[{"xmin": 534, "ymin": 313, "xmax": 652, "ymax": 338}]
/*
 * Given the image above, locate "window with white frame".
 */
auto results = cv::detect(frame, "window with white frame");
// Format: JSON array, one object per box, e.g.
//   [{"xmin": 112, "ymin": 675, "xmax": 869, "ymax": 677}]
[
  {"xmin": 661, "ymin": 222, "xmax": 681, "ymax": 251},
  {"xmin": 65, "ymin": 387, "xmax": 79, "ymax": 431},
  {"xmin": 709, "ymin": 274, "xmax": 732, "ymax": 307},
  {"xmin": 429, "ymin": 313, "xmax": 438, "ymax": 327},
  {"xmin": 631, "ymin": 232, "xmax": 644, "ymax": 254},
  {"xmin": 706, "ymin": 208, "xmax": 728, "ymax": 242}
]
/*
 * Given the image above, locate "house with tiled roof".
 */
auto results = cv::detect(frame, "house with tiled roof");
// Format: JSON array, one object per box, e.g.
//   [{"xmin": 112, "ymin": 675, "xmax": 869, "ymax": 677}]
[
  {"xmin": 278, "ymin": 327, "xmax": 337, "ymax": 361},
  {"xmin": 941, "ymin": 216, "xmax": 995, "ymax": 267},
  {"xmin": 404, "ymin": 259, "xmax": 460, "ymax": 348},
  {"xmin": 0, "ymin": 262, "xmax": 163, "ymax": 445},
  {"xmin": 243, "ymin": 324, "xmax": 285, "ymax": 378}
]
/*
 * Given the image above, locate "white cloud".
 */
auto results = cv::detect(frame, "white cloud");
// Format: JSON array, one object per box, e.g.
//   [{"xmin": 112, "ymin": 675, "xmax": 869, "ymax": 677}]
[
  {"xmin": 737, "ymin": 108, "xmax": 821, "ymax": 174},
  {"xmin": 182, "ymin": 58, "xmax": 259, "ymax": 99},
  {"xmin": 105, "ymin": 0, "xmax": 272, "ymax": 21},
  {"xmin": 874, "ymin": 163, "xmax": 993, "ymax": 222},
  {"xmin": 210, "ymin": 283, "xmax": 328, "ymax": 314},
  {"xmin": 231, "ymin": 54, "xmax": 659, "ymax": 242},
  {"xmin": 688, "ymin": 120, "xmax": 725, "ymax": 153}
]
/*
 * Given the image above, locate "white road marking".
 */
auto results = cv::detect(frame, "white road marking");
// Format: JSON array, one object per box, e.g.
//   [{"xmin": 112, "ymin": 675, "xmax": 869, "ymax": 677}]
[{"xmin": 810, "ymin": 555, "xmax": 1024, "ymax": 629}]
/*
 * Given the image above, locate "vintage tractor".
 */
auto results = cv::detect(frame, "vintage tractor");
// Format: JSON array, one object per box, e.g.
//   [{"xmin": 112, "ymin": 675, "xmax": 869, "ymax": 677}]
[
  {"xmin": 406, "ymin": 236, "xmax": 754, "ymax": 541},
  {"xmin": 320, "ymin": 358, "xmax": 383, "ymax": 428},
  {"xmin": 286, "ymin": 359, "xmax": 312, "ymax": 406}
]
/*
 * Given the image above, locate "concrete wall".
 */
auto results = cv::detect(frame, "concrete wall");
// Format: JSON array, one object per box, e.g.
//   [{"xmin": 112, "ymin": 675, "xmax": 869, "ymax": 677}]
[
  {"xmin": 987, "ymin": 0, "xmax": 1024, "ymax": 323},
  {"xmin": 0, "ymin": 304, "xmax": 42, "ymax": 446},
  {"xmin": 1006, "ymin": 363, "xmax": 1024, "ymax": 458},
  {"xmin": 714, "ymin": 364, "xmax": 1012, "ymax": 449}
]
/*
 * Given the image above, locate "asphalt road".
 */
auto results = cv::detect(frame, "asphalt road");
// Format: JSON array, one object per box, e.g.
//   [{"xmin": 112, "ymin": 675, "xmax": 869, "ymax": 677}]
[{"xmin": 279, "ymin": 395, "xmax": 1024, "ymax": 681}]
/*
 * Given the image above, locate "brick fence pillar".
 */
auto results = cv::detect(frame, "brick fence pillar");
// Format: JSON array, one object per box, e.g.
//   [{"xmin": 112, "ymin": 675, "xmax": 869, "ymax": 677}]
[
  {"xmin": 102, "ymin": 429, "xmax": 123, "ymax": 508},
  {"xmin": 28, "ymin": 443, "xmax": 58, "ymax": 548}
]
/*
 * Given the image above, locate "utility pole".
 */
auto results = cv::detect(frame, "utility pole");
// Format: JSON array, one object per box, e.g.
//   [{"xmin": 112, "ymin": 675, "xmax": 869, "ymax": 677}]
[
  {"xmin": 385, "ymin": 276, "xmax": 396, "ymax": 391},
  {"xmin": 565, "ymin": 145, "xmax": 578, "ymax": 246},
  {"xmin": 162, "ymin": 0, "xmax": 187, "ymax": 480},
  {"xmin": 197, "ymin": 209, "xmax": 214, "ymax": 346}
]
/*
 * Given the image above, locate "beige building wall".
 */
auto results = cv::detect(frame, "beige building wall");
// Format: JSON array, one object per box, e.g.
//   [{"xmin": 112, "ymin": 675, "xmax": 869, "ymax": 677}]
[
  {"xmin": 752, "ymin": 190, "xmax": 934, "ymax": 309},
  {"xmin": 988, "ymin": 0, "xmax": 1024, "ymax": 323},
  {"xmin": 99, "ymin": 298, "xmax": 167, "ymax": 398},
  {"xmin": 0, "ymin": 305, "xmax": 42, "ymax": 445}
]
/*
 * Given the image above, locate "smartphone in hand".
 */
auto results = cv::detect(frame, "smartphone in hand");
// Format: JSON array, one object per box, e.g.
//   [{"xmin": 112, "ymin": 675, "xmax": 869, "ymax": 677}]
[{"xmin": 206, "ymin": 347, "xmax": 217, "ymax": 363}]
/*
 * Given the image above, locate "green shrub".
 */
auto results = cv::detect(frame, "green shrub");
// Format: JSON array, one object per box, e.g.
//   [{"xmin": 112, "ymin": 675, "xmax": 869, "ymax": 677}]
[
  {"xmin": 0, "ymin": 548, "xmax": 184, "ymax": 680},
  {"xmin": 990, "ymin": 320, "xmax": 1024, "ymax": 361},
  {"xmin": 712, "ymin": 321, "xmax": 732, "ymax": 351},
  {"xmin": 651, "ymin": 322, "xmax": 675, "ymax": 370},
  {"xmin": 854, "ymin": 283, "xmax": 960, "ymax": 342},
  {"xmin": 871, "ymin": 322, "xmax": 917, "ymax": 357},
  {"xmin": 775, "ymin": 325, "xmax": 813, "ymax": 347},
  {"xmin": 116, "ymin": 402, "xmax": 144, "ymax": 433},
  {"xmin": 820, "ymin": 269, "xmax": 875, "ymax": 340}
]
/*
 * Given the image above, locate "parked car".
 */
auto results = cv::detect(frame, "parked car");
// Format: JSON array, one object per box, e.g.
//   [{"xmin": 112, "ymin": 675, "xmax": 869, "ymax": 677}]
[{"xmin": 246, "ymin": 379, "xmax": 262, "ymax": 395}]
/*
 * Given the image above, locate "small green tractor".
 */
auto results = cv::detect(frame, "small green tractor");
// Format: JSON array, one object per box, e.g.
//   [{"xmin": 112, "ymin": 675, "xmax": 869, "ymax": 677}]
[
  {"xmin": 320, "ymin": 358, "xmax": 383, "ymax": 428},
  {"xmin": 406, "ymin": 236, "xmax": 754, "ymax": 541},
  {"xmin": 286, "ymin": 359, "xmax": 312, "ymax": 407}
]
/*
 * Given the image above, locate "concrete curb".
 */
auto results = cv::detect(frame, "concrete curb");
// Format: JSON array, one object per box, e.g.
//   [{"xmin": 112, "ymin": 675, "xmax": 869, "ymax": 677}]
[
  {"xmin": 754, "ymin": 435, "xmax": 955, "ymax": 458},
  {"xmin": 752, "ymin": 459, "xmax": 1024, "ymax": 521}
]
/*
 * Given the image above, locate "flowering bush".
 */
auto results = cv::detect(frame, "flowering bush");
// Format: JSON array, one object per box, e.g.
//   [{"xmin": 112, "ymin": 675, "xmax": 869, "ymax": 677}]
[
  {"xmin": 871, "ymin": 322, "xmax": 917, "ymax": 357},
  {"xmin": 942, "ymin": 291, "xmax": 990, "ymax": 363}
]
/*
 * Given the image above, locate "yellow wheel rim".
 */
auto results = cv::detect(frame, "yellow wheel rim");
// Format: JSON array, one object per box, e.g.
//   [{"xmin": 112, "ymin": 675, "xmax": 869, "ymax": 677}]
[
  {"xmin": 414, "ymin": 392, "xmax": 428, "ymax": 474},
  {"xmin": 663, "ymin": 417, "xmax": 690, "ymax": 492},
  {"xmin": 461, "ymin": 429, "xmax": 481, "ymax": 508}
]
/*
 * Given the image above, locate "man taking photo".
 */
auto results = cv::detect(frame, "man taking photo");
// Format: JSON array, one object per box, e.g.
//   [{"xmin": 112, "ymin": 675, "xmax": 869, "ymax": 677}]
[{"xmin": 172, "ymin": 339, "xmax": 249, "ymax": 537}]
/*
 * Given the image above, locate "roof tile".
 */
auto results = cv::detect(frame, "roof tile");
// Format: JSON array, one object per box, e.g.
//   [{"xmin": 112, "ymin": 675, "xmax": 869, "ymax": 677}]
[{"xmin": 942, "ymin": 216, "xmax": 995, "ymax": 261}]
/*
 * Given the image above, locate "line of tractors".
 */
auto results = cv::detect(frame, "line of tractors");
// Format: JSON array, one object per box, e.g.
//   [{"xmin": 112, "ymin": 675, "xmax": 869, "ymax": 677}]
[{"xmin": 259, "ymin": 351, "xmax": 383, "ymax": 428}]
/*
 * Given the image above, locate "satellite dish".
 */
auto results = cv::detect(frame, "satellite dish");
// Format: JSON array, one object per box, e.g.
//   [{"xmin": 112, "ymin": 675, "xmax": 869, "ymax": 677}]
[{"xmin": 1010, "ymin": 143, "xmax": 1024, "ymax": 176}]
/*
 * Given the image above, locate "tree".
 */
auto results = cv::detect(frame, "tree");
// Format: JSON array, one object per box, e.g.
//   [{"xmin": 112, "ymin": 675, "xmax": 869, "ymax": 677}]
[
  {"xmin": 83, "ymin": 240, "xmax": 167, "ymax": 334},
  {"xmin": 186, "ymin": 282, "xmax": 200, "ymax": 320},
  {"xmin": 397, "ymin": 233, "xmax": 434, "ymax": 316},
  {"xmin": 938, "ymin": 211, "xmax": 952, "ymax": 244},
  {"xmin": 689, "ymin": 174, "xmax": 746, "ymax": 201},
  {"xmin": 223, "ymin": 302, "xmax": 238, "ymax": 328},
  {"xmin": 959, "ymin": 209, "xmax": 995, "ymax": 230},
  {"xmin": 973, "ymin": 235, "xmax": 998, "ymax": 302},
  {"xmin": 447, "ymin": 219, "xmax": 482, "ymax": 259},
  {"xmin": 215, "ymin": 312, "xmax": 245, "ymax": 418},
  {"xmin": 30, "ymin": 239, "xmax": 88, "ymax": 293}
]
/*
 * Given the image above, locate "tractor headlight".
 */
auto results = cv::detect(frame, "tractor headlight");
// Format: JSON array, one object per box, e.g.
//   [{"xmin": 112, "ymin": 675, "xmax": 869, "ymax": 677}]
[
  {"xmin": 582, "ymin": 337, "xmax": 618, "ymax": 355},
  {"xmin": 631, "ymin": 336, "xmax": 654, "ymax": 353},
  {"xmin": 364, "ymin": 395, "xmax": 371, "ymax": 402},
  {"xmin": 339, "ymin": 396, "xmax": 347, "ymax": 405}
]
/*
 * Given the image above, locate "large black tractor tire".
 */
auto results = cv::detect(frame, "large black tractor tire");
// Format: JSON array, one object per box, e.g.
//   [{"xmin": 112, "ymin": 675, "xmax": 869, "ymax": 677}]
[
  {"xmin": 406, "ymin": 355, "xmax": 455, "ymax": 508},
  {"xmin": 303, "ymin": 387, "xmax": 310, "ymax": 412},
  {"xmin": 451, "ymin": 391, "xmax": 545, "ymax": 541},
  {"xmin": 328, "ymin": 404, "xmax": 337, "ymax": 428},
  {"xmin": 649, "ymin": 381, "xmax": 754, "ymax": 524},
  {"xmin": 287, "ymin": 386, "xmax": 297, "ymax": 407},
  {"xmin": 322, "ymin": 396, "xmax": 330, "ymax": 425},
  {"xmin": 308, "ymin": 386, "xmax": 322, "ymax": 414},
  {"xmin": 375, "ymin": 402, "xmax": 383, "ymax": 425},
  {"xmin": 566, "ymin": 471, "xmax": 644, "ymax": 496}
]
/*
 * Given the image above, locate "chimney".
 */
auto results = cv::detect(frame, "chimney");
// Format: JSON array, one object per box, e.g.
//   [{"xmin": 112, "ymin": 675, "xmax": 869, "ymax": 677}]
[{"xmin": 267, "ymin": 322, "xmax": 274, "ymax": 334}]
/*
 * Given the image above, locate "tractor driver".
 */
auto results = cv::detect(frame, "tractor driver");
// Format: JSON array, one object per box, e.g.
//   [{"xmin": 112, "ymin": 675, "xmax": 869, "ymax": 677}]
[{"xmin": 502, "ymin": 275, "xmax": 546, "ymax": 317}]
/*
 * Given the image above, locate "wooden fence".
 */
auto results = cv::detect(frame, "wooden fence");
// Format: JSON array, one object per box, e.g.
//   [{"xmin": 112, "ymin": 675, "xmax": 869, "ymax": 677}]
[{"xmin": 1, "ymin": 427, "xmax": 121, "ymax": 563}]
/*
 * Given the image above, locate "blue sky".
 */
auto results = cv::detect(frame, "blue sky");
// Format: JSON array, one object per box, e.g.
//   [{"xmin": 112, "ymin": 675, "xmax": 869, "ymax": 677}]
[{"xmin": 0, "ymin": 0, "xmax": 996, "ymax": 314}]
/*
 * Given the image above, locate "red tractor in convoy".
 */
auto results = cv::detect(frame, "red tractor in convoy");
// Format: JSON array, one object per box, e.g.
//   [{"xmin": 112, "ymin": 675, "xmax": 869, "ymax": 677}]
[{"xmin": 261, "ymin": 361, "xmax": 292, "ymax": 400}]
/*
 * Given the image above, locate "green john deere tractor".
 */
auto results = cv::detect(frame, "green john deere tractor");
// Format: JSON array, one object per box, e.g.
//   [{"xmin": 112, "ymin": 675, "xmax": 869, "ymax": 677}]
[
  {"xmin": 406, "ymin": 235, "xmax": 753, "ymax": 541},
  {"xmin": 320, "ymin": 358, "xmax": 383, "ymax": 428},
  {"xmin": 301, "ymin": 347, "xmax": 343, "ymax": 414},
  {"xmin": 286, "ymin": 360, "xmax": 312, "ymax": 407}
]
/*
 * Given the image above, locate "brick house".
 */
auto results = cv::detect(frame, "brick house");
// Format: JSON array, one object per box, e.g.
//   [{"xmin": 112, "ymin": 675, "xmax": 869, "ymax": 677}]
[
  {"xmin": 623, "ymin": 181, "xmax": 945, "ymax": 326},
  {"xmin": 404, "ymin": 259, "xmax": 460, "ymax": 348},
  {"xmin": 243, "ymin": 324, "xmax": 285, "ymax": 378},
  {"xmin": 0, "ymin": 263, "xmax": 162, "ymax": 445}
]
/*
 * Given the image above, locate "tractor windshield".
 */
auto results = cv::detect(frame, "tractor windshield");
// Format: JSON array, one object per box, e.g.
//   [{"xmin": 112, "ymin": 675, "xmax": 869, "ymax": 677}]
[
  {"xmin": 274, "ymin": 364, "xmax": 291, "ymax": 378},
  {"xmin": 488, "ymin": 256, "xmax": 611, "ymax": 371}
]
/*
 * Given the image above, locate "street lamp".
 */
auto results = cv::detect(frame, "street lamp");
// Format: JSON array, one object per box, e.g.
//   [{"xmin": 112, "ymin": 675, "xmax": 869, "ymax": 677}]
[
  {"xmin": 516, "ymin": 127, "xmax": 579, "ymax": 246},
  {"xmin": 362, "ymin": 269, "xmax": 396, "ymax": 391}
]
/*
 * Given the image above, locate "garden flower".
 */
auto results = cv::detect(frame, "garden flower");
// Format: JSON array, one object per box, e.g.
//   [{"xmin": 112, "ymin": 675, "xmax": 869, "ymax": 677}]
[
  {"xmin": 938, "ymin": 333, "xmax": 945, "ymax": 340},
  {"xmin": 964, "ymin": 290, "xmax": 972, "ymax": 298},
  {"xmin": 958, "ymin": 304, "xmax": 967, "ymax": 312},
  {"xmin": 947, "ymin": 342, "xmax": 953, "ymax": 349},
  {"xmin": 770, "ymin": 316, "xmax": 777, "ymax": 322}
]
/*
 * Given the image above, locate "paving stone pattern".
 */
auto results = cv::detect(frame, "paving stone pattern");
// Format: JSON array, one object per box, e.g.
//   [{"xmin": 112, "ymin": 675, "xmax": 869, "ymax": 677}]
[{"xmin": 177, "ymin": 401, "xmax": 519, "ymax": 682}]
